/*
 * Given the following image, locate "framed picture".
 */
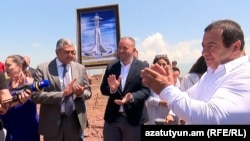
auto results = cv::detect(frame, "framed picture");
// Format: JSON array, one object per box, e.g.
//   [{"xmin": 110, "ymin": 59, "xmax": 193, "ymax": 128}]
[{"xmin": 76, "ymin": 4, "xmax": 120, "ymax": 68}]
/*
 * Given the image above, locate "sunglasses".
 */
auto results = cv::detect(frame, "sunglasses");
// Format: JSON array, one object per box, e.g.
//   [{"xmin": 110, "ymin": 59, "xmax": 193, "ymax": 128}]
[{"xmin": 155, "ymin": 54, "xmax": 168, "ymax": 58}]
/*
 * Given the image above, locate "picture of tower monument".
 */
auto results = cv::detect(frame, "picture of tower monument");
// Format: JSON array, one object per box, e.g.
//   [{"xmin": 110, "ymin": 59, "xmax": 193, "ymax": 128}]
[
  {"xmin": 77, "ymin": 4, "xmax": 120, "ymax": 67},
  {"xmin": 83, "ymin": 13, "xmax": 113, "ymax": 57}
]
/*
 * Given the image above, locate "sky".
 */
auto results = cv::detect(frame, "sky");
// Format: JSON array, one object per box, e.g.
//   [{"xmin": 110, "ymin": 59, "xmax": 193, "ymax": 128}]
[{"xmin": 1, "ymin": 0, "xmax": 250, "ymax": 76}]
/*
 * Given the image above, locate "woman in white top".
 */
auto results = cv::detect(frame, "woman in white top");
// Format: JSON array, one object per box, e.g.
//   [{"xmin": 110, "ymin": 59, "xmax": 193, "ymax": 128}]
[
  {"xmin": 145, "ymin": 55, "xmax": 175, "ymax": 125},
  {"xmin": 179, "ymin": 56, "xmax": 207, "ymax": 124},
  {"xmin": 180, "ymin": 56, "xmax": 207, "ymax": 91}
]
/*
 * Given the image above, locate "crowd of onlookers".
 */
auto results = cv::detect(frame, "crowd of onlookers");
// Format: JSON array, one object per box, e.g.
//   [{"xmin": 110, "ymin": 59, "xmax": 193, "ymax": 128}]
[
  {"xmin": 1, "ymin": 19, "xmax": 250, "ymax": 141},
  {"xmin": 0, "ymin": 38, "xmax": 93, "ymax": 141},
  {"xmin": 0, "ymin": 38, "xmax": 201, "ymax": 141}
]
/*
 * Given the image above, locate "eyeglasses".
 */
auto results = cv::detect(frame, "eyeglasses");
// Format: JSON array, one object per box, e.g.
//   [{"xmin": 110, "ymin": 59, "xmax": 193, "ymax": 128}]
[{"xmin": 155, "ymin": 54, "xmax": 168, "ymax": 59}]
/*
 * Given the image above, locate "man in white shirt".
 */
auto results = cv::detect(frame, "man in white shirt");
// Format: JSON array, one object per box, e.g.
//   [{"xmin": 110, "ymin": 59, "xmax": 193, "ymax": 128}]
[{"xmin": 141, "ymin": 19, "xmax": 250, "ymax": 124}]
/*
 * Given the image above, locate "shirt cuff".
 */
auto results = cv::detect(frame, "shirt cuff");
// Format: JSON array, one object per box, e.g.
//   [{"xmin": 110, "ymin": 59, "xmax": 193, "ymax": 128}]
[
  {"xmin": 110, "ymin": 88, "xmax": 117, "ymax": 94},
  {"xmin": 159, "ymin": 85, "xmax": 179, "ymax": 105}
]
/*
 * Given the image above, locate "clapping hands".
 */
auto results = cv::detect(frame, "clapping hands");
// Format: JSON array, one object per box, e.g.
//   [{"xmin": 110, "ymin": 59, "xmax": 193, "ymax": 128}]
[
  {"xmin": 141, "ymin": 64, "xmax": 174, "ymax": 94},
  {"xmin": 107, "ymin": 74, "xmax": 121, "ymax": 92},
  {"xmin": 107, "ymin": 74, "xmax": 133, "ymax": 105},
  {"xmin": 114, "ymin": 93, "xmax": 133, "ymax": 105}
]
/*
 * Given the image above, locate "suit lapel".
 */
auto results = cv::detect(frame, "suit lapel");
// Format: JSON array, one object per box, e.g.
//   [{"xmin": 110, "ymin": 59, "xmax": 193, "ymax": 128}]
[
  {"xmin": 71, "ymin": 62, "xmax": 77, "ymax": 80},
  {"xmin": 49, "ymin": 59, "xmax": 61, "ymax": 90},
  {"xmin": 70, "ymin": 62, "xmax": 77, "ymax": 100},
  {"xmin": 113, "ymin": 62, "xmax": 123, "ymax": 93}
]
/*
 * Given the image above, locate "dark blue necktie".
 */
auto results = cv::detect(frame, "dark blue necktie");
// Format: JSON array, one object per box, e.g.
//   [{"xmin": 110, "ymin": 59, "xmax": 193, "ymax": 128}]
[{"xmin": 62, "ymin": 64, "xmax": 74, "ymax": 117}]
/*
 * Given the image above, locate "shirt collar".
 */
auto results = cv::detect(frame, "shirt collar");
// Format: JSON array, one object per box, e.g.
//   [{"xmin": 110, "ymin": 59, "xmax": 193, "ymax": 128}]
[
  {"xmin": 207, "ymin": 55, "xmax": 249, "ymax": 74},
  {"xmin": 56, "ymin": 58, "xmax": 70, "ymax": 68},
  {"xmin": 120, "ymin": 58, "xmax": 133, "ymax": 66},
  {"xmin": 224, "ymin": 55, "xmax": 249, "ymax": 73}
]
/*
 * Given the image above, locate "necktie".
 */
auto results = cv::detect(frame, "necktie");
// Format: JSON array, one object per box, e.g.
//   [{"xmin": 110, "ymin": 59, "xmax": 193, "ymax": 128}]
[{"xmin": 62, "ymin": 64, "xmax": 74, "ymax": 117}]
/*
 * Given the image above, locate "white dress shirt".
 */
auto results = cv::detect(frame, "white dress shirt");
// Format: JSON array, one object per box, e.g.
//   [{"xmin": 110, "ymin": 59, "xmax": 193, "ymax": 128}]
[
  {"xmin": 56, "ymin": 59, "xmax": 75, "ymax": 113},
  {"xmin": 180, "ymin": 73, "xmax": 201, "ymax": 91},
  {"xmin": 160, "ymin": 55, "xmax": 250, "ymax": 124},
  {"xmin": 145, "ymin": 90, "xmax": 175, "ymax": 125},
  {"xmin": 118, "ymin": 60, "xmax": 132, "ymax": 112}
]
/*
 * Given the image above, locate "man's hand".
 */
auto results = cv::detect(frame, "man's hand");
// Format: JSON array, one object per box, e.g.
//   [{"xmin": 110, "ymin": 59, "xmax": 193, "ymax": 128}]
[
  {"xmin": 141, "ymin": 64, "xmax": 174, "ymax": 94},
  {"xmin": 108, "ymin": 74, "xmax": 121, "ymax": 92},
  {"xmin": 72, "ymin": 82, "xmax": 86, "ymax": 96},
  {"xmin": 114, "ymin": 93, "xmax": 133, "ymax": 105},
  {"xmin": 63, "ymin": 78, "xmax": 77, "ymax": 97}
]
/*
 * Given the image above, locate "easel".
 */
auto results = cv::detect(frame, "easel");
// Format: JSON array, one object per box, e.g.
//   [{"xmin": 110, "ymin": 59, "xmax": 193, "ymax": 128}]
[
  {"xmin": 87, "ymin": 66, "xmax": 106, "ymax": 128},
  {"xmin": 86, "ymin": 66, "xmax": 106, "ymax": 112}
]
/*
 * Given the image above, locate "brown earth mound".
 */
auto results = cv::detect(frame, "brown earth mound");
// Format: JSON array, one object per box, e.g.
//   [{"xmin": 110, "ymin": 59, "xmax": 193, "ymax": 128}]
[{"xmin": 84, "ymin": 74, "xmax": 107, "ymax": 141}]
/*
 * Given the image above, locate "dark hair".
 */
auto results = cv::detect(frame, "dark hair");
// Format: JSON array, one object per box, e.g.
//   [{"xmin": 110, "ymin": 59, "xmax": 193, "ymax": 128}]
[
  {"xmin": 172, "ymin": 66, "xmax": 180, "ymax": 73},
  {"xmin": 204, "ymin": 19, "xmax": 244, "ymax": 50},
  {"xmin": 153, "ymin": 54, "xmax": 170, "ymax": 65},
  {"xmin": 172, "ymin": 60, "xmax": 177, "ymax": 64},
  {"xmin": 189, "ymin": 56, "xmax": 207, "ymax": 74}
]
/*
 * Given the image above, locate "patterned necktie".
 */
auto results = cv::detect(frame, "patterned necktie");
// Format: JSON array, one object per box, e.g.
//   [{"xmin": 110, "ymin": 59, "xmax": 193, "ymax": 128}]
[{"xmin": 62, "ymin": 64, "xmax": 74, "ymax": 117}]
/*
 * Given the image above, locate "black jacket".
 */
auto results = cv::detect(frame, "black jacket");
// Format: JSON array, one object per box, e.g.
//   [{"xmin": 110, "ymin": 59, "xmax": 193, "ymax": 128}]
[{"xmin": 100, "ymin": 59, "xmax": 150, "ymax": 126}]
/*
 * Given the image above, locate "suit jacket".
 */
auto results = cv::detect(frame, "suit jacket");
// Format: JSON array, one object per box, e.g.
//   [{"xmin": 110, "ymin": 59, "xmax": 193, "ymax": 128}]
[
  {"xmin": 32, "ymin": 58, "xmax": 92, "ymax": 137},
  {"xmin": 100, "ymin": 58, "xmax": 150, "ymax": 126},
  {"xmin": 28, "ymin": 67, "xmax": 36, "ymax": 78}
]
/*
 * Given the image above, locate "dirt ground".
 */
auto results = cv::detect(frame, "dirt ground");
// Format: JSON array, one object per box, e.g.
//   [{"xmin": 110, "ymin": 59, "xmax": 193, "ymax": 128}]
[
  {"xmin": 39, "ymin": 74, "xmax": 107, "ymax": 141},
  {"xmin": 84, "ymin": 74, "xmax": 107, "ymax": 141}
]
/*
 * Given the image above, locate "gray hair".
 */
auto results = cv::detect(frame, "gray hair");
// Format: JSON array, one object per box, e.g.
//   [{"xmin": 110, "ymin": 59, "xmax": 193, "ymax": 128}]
[{"xmin": 56, "ymin": 38, "xmax": 74, "ymax": 50}]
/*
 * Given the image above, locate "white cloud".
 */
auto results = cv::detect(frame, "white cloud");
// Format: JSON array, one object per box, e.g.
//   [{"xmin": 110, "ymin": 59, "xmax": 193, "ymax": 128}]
[
  {"xmin": 136, "ymin": 33, "xmax": 202, "ymax": 63},
  {"xmin": 135, "ymin": 33, "xmax": 202, "ymax": 75}
]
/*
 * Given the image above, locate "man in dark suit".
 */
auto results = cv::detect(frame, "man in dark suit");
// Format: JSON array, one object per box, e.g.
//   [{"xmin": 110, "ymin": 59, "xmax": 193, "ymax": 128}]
[
  {"xmin": 100, "ymin": 36, "xmax": 150, "ymax": 141},
  {"xmin": 32, "ymin": 38, "xmax": 92, "ymax": 141},
  {"xmin": 23, "ymin": 55, "xmax": 36, "ymax": 78}
]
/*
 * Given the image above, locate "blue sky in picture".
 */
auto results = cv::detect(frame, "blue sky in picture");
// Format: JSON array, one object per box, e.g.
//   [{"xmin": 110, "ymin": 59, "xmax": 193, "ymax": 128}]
[
  {"xmin": 1, "ymin": 0, "xmax": 250, "ymax": 76},
  {"xmin": 80, "ymin": 9, "xmax": 117, "ymax": 57}
]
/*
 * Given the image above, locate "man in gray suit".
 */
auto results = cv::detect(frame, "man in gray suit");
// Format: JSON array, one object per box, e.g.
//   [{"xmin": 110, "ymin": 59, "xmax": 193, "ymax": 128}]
[{"xmin": 32, "ymin": 38, "xmax": 92, "ymax": 141}]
